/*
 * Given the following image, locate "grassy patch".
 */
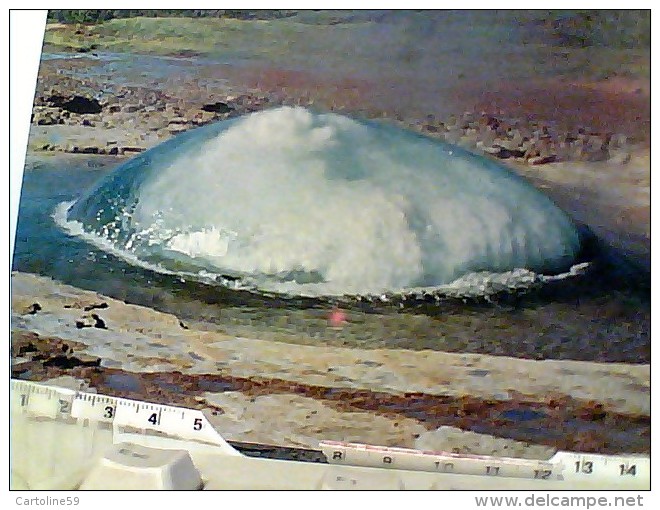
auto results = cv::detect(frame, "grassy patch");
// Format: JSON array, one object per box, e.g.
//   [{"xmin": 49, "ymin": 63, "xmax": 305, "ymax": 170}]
[{"xmin": 43, "ymin": 16, "xmax": 370, "ymax": 60}]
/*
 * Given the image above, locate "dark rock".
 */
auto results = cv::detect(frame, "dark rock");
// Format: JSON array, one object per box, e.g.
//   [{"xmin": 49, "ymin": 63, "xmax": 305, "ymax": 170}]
[
  {"xmin": 83, "ymin": 302, "xmax": 109, "ymax": 312},
  {"xmin": 91, "ymin": 314, "xmax": 107, "ymax": 329},
  {"xmin": 527, "ymin": 155, "xmax": 558, "ymax": 165},
  {"xmin": 42, "ymin": 354, "xmax": 101, "ymax": 369},
  {"xmin": 17, "ymin": 342, "xmax": 38, "ymax": 356},
  {"xmin": 48, "ymin": 95, "xmax": 102, "ymax": 115},
  {"xmin": 201, "ymin": 101, "xmax": 233, "ymax": 114},
  {"xmin": 492, "ymin": 147, "xmax": 526, "ymax": 159},
  {"xmin": 26, "ymin": 303, "xmax": 42, "ymax": 315}
]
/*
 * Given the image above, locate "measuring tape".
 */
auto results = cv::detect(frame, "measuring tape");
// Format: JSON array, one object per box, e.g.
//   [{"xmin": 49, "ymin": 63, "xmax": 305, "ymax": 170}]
[
  {"xmin": 11, "ymin": 378, "xmax": 239, "ymax": 455},
  {"xmin": 10, "ymin": 379, "xmax": 650, "ymax": 490},
  {"xmin": 319, "ymin": 441, "xmax": 648, "ymax": 484}
]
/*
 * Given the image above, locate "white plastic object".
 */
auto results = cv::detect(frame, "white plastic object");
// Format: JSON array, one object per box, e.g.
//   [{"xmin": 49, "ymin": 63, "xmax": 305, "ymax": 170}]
[{"xmin": 79, "ymin": 442, "xmax": 203, "ymax": 490}]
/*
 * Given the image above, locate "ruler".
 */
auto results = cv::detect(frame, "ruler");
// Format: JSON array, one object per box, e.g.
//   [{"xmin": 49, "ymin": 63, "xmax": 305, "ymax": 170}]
[
  {"xmin": 319, "ymin": 441, "xmax": 649, "ymax": 484},
  {"xmin": 10, "ymin": 379, "xmax": 650, "ymax": 490},
  {"xmin": 11, "ymin": 378, "xmax": 238, "ymax": 455}
]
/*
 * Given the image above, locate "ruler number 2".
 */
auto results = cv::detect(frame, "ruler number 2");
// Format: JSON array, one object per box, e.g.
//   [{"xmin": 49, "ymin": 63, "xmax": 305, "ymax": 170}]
[{"xmin": 58, "ymin": 399, "xmax": 71, "ymax": 414}]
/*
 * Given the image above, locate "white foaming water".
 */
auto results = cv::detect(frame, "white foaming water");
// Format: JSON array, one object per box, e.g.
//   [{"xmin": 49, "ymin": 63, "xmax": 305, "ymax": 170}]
[{"xmin": 65, "ymin": 106, "xmax": 583, "ymax": 297}]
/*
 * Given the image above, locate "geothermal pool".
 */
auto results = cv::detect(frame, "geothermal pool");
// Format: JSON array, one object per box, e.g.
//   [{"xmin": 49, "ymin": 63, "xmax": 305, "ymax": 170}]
[
  {"xmin": 12, "ymin": 109, "xmax": 649, "ymax": 363},
  {"xmin": 62, "ymin": 107, "xmax": 584, "ymax": 298}
]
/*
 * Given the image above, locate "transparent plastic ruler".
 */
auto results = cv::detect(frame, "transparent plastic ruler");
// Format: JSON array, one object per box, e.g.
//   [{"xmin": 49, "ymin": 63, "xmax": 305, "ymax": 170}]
[
  {"xmin": 11, "ymin": 379, "xmax": 650, "ymax": 489},
  {"xmin": 10, "ymin": 378, "xmax": 240, "ymax": 455},
  {"xmin": 319, "ymin": 440, "xmax": 650, "ymax": 484}
]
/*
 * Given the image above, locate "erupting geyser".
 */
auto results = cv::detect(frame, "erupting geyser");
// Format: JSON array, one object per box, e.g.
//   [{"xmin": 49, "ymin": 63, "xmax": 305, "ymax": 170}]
[{"xmin": 64, "ymin": 106, "xmax": 583, "ymax": 296}]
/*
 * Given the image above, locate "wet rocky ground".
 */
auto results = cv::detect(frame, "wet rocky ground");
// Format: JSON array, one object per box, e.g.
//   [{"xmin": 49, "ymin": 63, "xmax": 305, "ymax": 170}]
[
  {"xmin": 29, "ymin": 62, "xmax": 642, "ymax": 166},
  {"xmin": 10, "ymin": 272, "xmax": 650, "ymax": 456}
]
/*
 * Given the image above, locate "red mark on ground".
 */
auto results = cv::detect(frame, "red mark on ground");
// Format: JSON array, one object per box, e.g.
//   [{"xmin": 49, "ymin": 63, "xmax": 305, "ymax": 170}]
[{"xmin": 329, "ymin": 308, "xmax": 347, "ymax": 327}]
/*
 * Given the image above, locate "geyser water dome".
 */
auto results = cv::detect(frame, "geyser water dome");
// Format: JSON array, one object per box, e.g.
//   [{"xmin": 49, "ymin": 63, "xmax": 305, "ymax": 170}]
[{"xmin": 64, "ymin": 106, "xmax": 583, "ymax": 297}]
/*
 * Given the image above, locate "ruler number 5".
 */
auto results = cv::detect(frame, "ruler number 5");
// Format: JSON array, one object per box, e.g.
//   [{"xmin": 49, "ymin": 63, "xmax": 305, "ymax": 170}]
[{"xmin": 193, "ymin": 418, "xmax": 203, "ymax": 431}]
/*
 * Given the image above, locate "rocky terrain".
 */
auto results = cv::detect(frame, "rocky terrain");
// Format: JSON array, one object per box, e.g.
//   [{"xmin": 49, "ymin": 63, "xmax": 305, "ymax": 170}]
[
  {"xmin": 11, "ymin": 272, "xmax": 650, "ymax": 455},
  {"xmin": 29, "ymin": 69, "xmax": 641, "ymax": 166}
]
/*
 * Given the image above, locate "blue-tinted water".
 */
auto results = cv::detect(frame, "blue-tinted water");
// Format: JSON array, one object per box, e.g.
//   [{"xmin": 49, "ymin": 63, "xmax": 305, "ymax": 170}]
[{"xmin": 11, "ymin": 150, "xmax": 650, "ymax": 362}]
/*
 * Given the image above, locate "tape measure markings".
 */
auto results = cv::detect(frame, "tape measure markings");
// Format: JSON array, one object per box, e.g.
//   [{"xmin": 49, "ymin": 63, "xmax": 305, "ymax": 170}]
[
  {"xmin": 12, "ymin": 379, "xmax": 240, "ymax": 455},
  {"xmin": 12, "ymin": 379, "xmax": 649, "ymax": 481},
  {"xmin": 319, "ymin": 440, "xmax": 649, "ymax": 482}
]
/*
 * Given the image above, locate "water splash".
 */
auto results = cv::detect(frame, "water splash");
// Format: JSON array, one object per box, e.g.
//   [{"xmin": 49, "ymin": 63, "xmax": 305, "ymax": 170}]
[{"xmin": 64, "ymin": 106, "xmax": 583, "ymax": 297}]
